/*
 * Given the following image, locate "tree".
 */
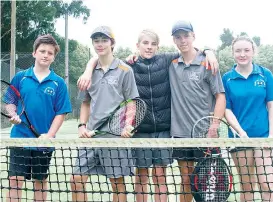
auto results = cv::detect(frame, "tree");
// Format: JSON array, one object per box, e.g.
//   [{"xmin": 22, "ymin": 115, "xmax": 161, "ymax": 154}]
[
  {"xmin": 255, "ymin": 45, "xmax": 273, "ymax": 72},
  {"xmin": 217, "ymin": 46, "xmax": 234, "ymax": 75},
  {"xmin": 239, "ymin": 32, "xmax": 248, "ymax": 36},
  {"xmin": 1, "ymin": 0, "xmax": 90, "ymax": 52},
  {"xmin": 158, "ymin": 45, "xmax": 177, "ymax": 53},
  {"xmin": 219, "ymin": 28, "xmax": 234, "ymax": 50},
  {"xmin": 252, "ymin": 36, "xmax": 261, "ymax": 47},
  {"xmin": 114, "ymin": 47, "xmax": 132, "ymax": 60}
]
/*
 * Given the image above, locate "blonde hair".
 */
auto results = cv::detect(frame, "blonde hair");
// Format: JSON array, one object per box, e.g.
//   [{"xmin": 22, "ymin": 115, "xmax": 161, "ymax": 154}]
[
  {"xmin": 232, "ymin": 35, "xmax": 257, "ymax": 53},
  {"xmin": 138, "ymin": 29, "xmax": 160, "ymax": 45}
]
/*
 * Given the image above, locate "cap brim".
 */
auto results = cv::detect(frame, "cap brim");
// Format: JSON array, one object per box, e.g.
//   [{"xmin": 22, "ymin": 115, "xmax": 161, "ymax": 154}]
[
  {"xmin": 171, "ymin": 28, "xmax": 193, "ymax": 36},
  {"xmin": 90, "ymin": 32, "xmax": 111, "ymax": 39}
]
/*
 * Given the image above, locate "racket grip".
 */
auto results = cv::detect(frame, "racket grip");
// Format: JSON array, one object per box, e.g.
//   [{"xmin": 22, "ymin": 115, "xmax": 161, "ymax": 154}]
[{"xmin": 30, "ymin": 126, "xmax": 40, "ymax": 138}]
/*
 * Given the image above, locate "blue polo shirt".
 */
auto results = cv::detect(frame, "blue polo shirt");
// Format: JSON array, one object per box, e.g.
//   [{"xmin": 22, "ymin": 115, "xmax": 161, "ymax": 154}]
[
  {"xmin": 10, "ymin": 67, "xmax": 72, "ymax": 138},
  {"xmin": 222, "ymin": 63, "xmax": 273, "ymax": 138}
]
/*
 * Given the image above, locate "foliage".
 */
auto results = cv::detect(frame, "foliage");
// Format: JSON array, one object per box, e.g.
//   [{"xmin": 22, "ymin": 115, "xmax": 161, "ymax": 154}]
[
  {"xmin": 255, "ymin": 45, "xmax": 273, "ymax": 72},
  {"xmin": 252, "ymin": 36, "xmax": 261, "ymax": 47},
  {"xmin": 1, "ymin": 0, "xmax": 90, "ymax": 52},
  {"xmin": 217, "ymin": 46, "xmax": 234, "ymax": 75},
  {"xmin": 158, "ymin": 45, "xmax": 177, "ymax": 53},
  {"xmin": 217, "ymin": 45, "xmax": 273, "ymax": 75},
  {"xmin": 219, "ymin": 28, "xmax": 234, "ymax": 50},
  {"xmin": 114, "ymin": 47, "xmax": 132, "ymax": 60}
]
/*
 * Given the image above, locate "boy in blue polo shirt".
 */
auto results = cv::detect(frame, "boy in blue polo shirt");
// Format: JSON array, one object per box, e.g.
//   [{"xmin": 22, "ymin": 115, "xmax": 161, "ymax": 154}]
[
  {"xmin": 6, "ymin": 34, "xmax": 72, "ymax": 202},
  {"xmin": 222, "ymin": 35, "xmax": 273, "ymax": 202}
]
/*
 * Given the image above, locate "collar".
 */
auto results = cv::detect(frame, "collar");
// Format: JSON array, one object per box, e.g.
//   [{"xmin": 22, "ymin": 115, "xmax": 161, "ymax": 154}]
[
  {"xmin": 95, "ymin": 58, "xmax": 120, "ymax": 70},
  {"xmin": 138, "ymin": 56, "xmax": 155, "ymax": 65},
  {"xmin": 177, "ymin": 51, "xmax": 203, "ymax": 66},
  {"xmin": 229, "ymin": 63, "xmax": 262, "ymax": 79},
  {"xmin": 24, "ymin": 66, "xmax": 58, "ymax": 82}
]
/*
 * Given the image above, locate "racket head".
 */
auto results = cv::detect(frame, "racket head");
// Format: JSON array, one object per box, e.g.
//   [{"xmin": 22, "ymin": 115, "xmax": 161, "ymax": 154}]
[
  {"xmin": 108, "ymin": 98, "xmax": 147, "ymax": 136},
  {"xmin": 191, "ymin": 116, "xmax": 229, "ymax": 139},
  {"xmin": 191, "ymin": 157, "xmax": 233, "ymax": 202},
  {"xmin": 1, "ymin": 80, "xmax": 24, "ymax": 118}
]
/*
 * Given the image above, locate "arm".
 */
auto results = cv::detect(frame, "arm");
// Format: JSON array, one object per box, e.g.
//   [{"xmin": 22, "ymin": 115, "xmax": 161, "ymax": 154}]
[
  {"xmin": 77, "ymin": 57, "xmax": 98, "ymax": 91},
  {"xmin": 121, "ymin": 67, "xmax": 139, "ymax": 137},
  {"xmin": 267, "ymin": 101, "xmax": 273, "ymax": 138},
  {"xmin": 202, "ymin": 49, "xmax": 219, "ymax": 75},
  {"xmin": 225, "ymin": 109, "xmax": 248, "ymax": 137},
  {"xmin": 213, "ymin": 93, "xmax": 226, "ymax": 118},
  {"xmin": 40, "ymin": 114, "xmax": 66, "ymax": 138}
]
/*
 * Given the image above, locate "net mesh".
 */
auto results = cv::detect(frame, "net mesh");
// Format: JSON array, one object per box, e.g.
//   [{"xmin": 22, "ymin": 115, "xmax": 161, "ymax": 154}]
[{"xmin": 1, "ymin": 138, "xmax": 272, "ymax": 202}]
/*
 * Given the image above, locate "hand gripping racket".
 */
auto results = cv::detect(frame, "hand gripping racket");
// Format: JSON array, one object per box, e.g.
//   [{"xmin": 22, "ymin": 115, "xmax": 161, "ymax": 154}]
[
  {"xmin": 1, "ymin": 80, "xmax": 40, "ymax": 137},
  {"xmin": 93, "ymin": 98, "xmax": 147, "ymax": 136}
]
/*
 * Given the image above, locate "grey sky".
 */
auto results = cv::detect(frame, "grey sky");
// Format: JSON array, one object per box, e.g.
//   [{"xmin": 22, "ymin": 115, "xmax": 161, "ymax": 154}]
[{"xmin": 56, "ymin": 0, "xmax": 273, "ymax": 52}]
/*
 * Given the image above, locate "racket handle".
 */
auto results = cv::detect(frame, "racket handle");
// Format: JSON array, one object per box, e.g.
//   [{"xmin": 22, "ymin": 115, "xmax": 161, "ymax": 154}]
[
  {"xmin": 22, "ymin": 123, "xmax": 40, "ymax": 138},
  {"xmin": 31, "ymin": 127, "xmax": 40, "ymax": 138}
]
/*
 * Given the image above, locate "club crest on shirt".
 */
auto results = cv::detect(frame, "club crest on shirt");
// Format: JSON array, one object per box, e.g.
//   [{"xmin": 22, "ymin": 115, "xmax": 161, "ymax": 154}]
[
  {"xmin": 106, "ymin": 76, "xmax": 119, "ymax": 85},
  {"xmin": 254, "ymin": 79, "xmax": 266, "ymax": 87},
  {"xmin": 44, "ymin": 87, "xmax": 55, "ymax": 96},
  {"xmin": 189, "ymin": 72, "xmax": 200, "ymax": 81}
]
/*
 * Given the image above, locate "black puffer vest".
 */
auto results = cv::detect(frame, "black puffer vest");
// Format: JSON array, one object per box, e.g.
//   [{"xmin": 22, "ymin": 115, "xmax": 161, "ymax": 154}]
[{"xmin": 130, "ymin": 55, "xmax": 172, "ymax": 133}]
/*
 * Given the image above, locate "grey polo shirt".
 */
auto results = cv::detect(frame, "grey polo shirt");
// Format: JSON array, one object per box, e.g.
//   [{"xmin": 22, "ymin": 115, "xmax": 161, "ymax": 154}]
[
  {"xmin": 169, "ymin": 51, "xmax": 225, "ymax": 138},
  {"xmin": 79, "ymin": 58, "xmax": 139, "ymax": 131}
]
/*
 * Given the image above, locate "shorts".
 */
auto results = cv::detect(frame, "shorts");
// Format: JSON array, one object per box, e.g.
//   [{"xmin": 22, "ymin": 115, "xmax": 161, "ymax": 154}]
[
  {"xmin": 133, "ymin": 131, "xmax": 173, "ymax": 167},
  {"xmin": 72, "ymin": 134, "xmax": 134, "ymax": 178},
  {"xmin": 229, "ymin": 147, "xmax": 255, "ymax": 153},
  {"xmin": 172, "ymin": 147, "xmax": 205, "ymax": 162},
  {"xmin": 8, "ymin": 147, "xmax": 53, "ymax": 180}
]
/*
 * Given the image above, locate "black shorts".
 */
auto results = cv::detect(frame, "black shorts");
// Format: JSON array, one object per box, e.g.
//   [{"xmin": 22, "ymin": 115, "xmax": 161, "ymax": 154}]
[
  {"xmin": 8, "ymin": 147, "xmax": 53, "ymax": 180},
  {"xmin": 172, "ymin": 147, "xmax": 205, "ymax": 162}
]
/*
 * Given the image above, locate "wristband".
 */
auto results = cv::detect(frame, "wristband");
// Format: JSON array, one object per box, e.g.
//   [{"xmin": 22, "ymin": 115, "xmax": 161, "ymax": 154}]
[{"xmin": 78, "ymin": 123, "xmax": 86, "ymax": 128}]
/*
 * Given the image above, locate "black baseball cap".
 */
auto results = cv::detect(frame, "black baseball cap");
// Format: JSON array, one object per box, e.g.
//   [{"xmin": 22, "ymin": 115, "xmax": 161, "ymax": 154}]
[{"xmin": 171, "ymin": 21, "xmax": 194, "ymax": 35}]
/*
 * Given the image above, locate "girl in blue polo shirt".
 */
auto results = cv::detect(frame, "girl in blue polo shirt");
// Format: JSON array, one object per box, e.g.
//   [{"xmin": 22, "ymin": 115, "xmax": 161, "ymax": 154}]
[{"xmin": 222, "ymin": 35, "xmax": 273, "ymax": 202}]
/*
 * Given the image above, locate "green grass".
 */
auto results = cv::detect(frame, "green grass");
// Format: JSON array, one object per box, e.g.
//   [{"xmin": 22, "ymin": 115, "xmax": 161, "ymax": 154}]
[{"xmin": 0, "ymin": 119, "xmax": 264, "ymax": 201}]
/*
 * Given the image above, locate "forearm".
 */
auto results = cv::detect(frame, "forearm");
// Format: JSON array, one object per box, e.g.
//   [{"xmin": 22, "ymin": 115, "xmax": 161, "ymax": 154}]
[
  {"xmin": 267, "ymin": 101, "xmax": 273, "ymax": 136},
  {"xmin": 213, "ymin": 93, "xmax": 226, "ymax": 119},
  {"xmin": 47, "ymin": 114, "xmax": 66, "ymax": 138},
  {"xmin": 83, "ymin": 57, "xmax": 98, "ymax": 75},
  {"xmin": 80, "ymin": 101, "xmax": 90, "ymax": 124},
  {"xmin": 225, "ymin": 109, "xmax": 245, "ymax": 134}
]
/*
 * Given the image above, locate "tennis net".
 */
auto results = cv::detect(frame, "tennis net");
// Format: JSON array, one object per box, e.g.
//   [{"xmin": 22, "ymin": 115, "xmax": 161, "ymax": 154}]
[{"xmin": 1, "ymin": 138, "xmax": 273, "ymax": 202}]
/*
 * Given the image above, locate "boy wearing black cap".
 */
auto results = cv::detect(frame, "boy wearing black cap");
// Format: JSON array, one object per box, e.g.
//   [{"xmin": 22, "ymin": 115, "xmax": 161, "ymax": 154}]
[
  {"xmin": 70, "ymin": 26, "xmax": 139, "ymax": 202},
  {"xmin": 169, "ymin": 21, "xmax": 226, "ymax": 202}
]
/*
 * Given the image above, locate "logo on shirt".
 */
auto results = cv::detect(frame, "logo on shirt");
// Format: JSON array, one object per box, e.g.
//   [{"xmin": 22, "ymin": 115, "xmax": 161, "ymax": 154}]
[
  {"xmin": 254, "ymin": 79, "xmax": 266, "ymax": 87},
  {"xmin": 44, "ymin": 87, "xmax": 55, "ymax": 96},
  {"xmin": 106, "ymin": 76, "xmax": 119, "ymax": 85},
  {"xmin": 189, "ymin": 72, "xmax": 200, "ymax": 81}
]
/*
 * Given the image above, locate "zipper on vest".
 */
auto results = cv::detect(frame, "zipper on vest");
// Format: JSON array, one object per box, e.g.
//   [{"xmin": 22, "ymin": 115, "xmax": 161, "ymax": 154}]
[{"xmin": 148, "ymin": 65, "xmax": 157, "ymax": 132}]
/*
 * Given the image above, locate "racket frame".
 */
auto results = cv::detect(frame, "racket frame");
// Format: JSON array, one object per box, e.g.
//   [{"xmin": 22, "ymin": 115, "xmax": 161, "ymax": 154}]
[
  {"xmin": 93, "ymin": 97, "xmax": 147, "ymax": 136},
  {"xmin": 1, "ymin": 80, "xmax": 40, "ymax": 137}
]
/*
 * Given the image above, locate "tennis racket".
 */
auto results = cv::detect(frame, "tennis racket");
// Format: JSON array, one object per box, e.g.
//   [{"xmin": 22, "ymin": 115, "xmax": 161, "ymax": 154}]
[
  {"xmin": 190, "ymin": 116, "xmax": 236, "ymax": 201},
  {"xmin": 191, "ymin": 154, "xmax": 233, "ymax": 202},
  {"xmin": 1, "ymin": 80, "xmax": 40, "ymax": 137},
  {"xmin": 93, "ymin": 98, "xmax": 147, "ymax": 136}
]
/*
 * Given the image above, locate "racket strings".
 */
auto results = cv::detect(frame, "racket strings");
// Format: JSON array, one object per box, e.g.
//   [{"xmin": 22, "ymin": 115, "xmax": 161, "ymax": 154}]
[
  {"xmin": 192, "ymin": 117, "xmax": 229, "ymax": 138},
  {"xmin": 197, "ymin": 158, "xmax": 231, "ymax": 201},
  {"xmin": 109, "ymin": 99, "xmax": 146, "ymax": 135},
  {"xmin": 1, "ymin": 83, "xmax": 21, "ymax": 116}
]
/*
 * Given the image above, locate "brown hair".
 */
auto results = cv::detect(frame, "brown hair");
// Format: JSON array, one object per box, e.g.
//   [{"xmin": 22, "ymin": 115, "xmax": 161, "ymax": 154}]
[
  {"xmin": 33, "ymin": 34, "xmax": 60, "ymax": 55},
  {"xmin": 232, "ymin": 35, "xmax": 257, "ymax": 53}
]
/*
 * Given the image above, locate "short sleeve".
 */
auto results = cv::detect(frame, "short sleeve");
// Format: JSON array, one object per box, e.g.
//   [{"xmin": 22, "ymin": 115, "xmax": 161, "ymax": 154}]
[
  {"xmin": 54, "ymin": 79, "xmax": 72, "ymax": 115},
  {"xmin": 265, "ymin": 68, "xmax": 273, "ymax": 102},
  {"xmin": 222, "ymin": 74, "xmax": 232, "ymax": 109},
  {"xmin": 206, "ymin": 69, "xmax": 225, "ymax": 95},
  {"xmin": 122, "ymin": 68, "xmax": 139, "ymax": 100}
]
